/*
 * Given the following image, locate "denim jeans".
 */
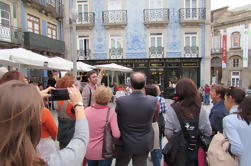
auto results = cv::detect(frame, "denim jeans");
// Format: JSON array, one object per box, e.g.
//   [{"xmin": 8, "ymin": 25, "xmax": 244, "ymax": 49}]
[
  {"xmin": 204, "ymin": 94, "xmax": 210, "ymax": 105},
  {"xmin": 150, "ymin": 137, "xmax": 163, "ymax": 166},
  {"xmin": 87, "ymin": 159, "xmax": 113, "ymax": 166}
]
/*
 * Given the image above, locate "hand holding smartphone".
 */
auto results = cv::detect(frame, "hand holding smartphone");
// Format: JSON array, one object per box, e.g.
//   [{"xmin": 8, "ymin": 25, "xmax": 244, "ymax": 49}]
[{"xmin": 49, "ymin": 88, "xmax": 70, "ymax": 101}]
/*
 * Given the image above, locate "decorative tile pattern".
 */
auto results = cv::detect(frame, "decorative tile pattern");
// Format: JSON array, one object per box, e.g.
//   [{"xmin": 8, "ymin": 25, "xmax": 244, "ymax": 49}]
[
  {"xmin": 92, "ymin": 0, "xmax": 106, "ymax": 59},
  {"xmin": 125, "ymin": 0, "xmax": 147, "ymax": 59}
]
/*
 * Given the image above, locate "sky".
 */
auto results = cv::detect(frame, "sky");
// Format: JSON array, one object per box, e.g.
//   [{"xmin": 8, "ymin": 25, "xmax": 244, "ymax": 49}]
[{"xmin": 211, "ymin": 0, "xmax": 251, "ymax": 10}]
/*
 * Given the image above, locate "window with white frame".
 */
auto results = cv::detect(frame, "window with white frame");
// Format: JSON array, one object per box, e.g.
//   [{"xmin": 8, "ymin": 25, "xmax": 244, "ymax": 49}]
[
  {"xmin": 150, "ymin": 33, "xmax": 163, "ymax": 58},
  {"xmin": 184, "ymin": 33, "xmax": 198, "ymax": 57},
  {"xmin": 185, "ymin": 0, "xmax": 197, "ymax": 19},
  {"xmin": 0, "ymin": 6, "xmax": 11, "ymax": 42},
  {"xmin": 110, "ymin": 35, "xmax": 122, "ymax": 59},
  {"xmin": 149, "ymin": 0, "xmax": 162, "ymax": 8},
  {"xmin": 212, "ymin": 36, "xmax": 221, "ymax": 52},
  {"xmin": 77, "ymin": 0, "xmax": 89, "ymax": 23},
  {"xmin": 27, "ymin": 14, "xmax": 40, "ymax": 34},
  {"xmin": 231, "ymin": 71, "xmax": 240, "ymax": 87},
  {"xmin": 78, "ymin": 36, "xmax": 90, "ymax": 59},
  {"xmin": 232, "ymin": 58, "xmax": 239, "ymax": 68},
  {"xmin": 231, "ymin": 32, "xmax": 240, "ymax": 48},
  {"xmin": 47, "ymin": 23, "xmax": 57, "ymax": 39},
  {"xmin": 150, "ymin": 33, "xmax": 163, "ymax": 47}
]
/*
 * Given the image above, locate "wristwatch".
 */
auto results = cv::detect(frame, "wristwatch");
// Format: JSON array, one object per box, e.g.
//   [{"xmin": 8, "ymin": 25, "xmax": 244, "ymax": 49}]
[{"xmin": 73, "ymin": 102, "xmax": 84, "ymax": 109}]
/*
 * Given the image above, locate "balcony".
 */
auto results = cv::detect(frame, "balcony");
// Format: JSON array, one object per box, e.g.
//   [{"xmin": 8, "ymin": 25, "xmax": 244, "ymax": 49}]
[
  {"xmin": 76, "ymin": 12, "xmax": 95, "ymax": 29},
  {"xmin": 109, "ymin": 48, "xmax": 123, "ymax": 59},
  {"xmin": 78, "ymin": 49, "xmax": 91, "ymax": 60},
  {"xmin": 0, "ymin": 24, "xmax": 23, "ymax": 47},
  {"xmin": 184, "ymin": 46, "xmax": 199, "ymax": 57},
  {"xmin": 23, "ymin": 32, "xmax": 65, "ymax": 55},
  {"xmin": 211, "ymin": 48, "xmax": 222, "ymax": 54},
  {"xmin": 102, "ymin": 10, "xmax": 127, "ymax": 28},
  {"xmin": 149, "ymin": 46, "xmax": 164, "ymax": 58},
  {"xmin": 179, "ymin": 8, "xmax": 206, "ymax": 26},
  {"xmin": 144, "ymin": 9, "xmax": 169, "ymax": 27},
  {"xmin": 22, "ymin": 0, "xmax": 64, "ymax": 19}
]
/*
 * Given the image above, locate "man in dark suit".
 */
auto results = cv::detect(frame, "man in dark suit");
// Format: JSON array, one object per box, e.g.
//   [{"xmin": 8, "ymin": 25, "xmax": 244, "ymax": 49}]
[{"xmin": 115, "ymin": 72, "xmax": 158, "ymax": 166}]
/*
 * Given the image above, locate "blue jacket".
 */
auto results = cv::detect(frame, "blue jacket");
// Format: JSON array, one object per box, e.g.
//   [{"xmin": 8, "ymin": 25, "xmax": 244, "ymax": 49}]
[{"xmin": 209, "ymin": 100, "xmax": 228, "ymax": 133}]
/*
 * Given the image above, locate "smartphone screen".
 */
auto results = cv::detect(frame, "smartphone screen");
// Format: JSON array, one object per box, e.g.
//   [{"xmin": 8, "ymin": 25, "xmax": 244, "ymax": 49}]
[{"xmin": 49, "ymin": 89, "xmax": 70, "ymax": 101}]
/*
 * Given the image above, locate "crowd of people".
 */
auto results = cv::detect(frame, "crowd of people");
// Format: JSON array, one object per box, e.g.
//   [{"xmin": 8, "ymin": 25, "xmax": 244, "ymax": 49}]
[{"xmin": 0, "ymin": 67, "xmax": 250, "ymax": 166}]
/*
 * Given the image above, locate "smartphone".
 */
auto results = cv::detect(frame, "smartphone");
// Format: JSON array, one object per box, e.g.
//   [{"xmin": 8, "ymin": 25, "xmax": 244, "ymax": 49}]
[{"xmin": 49, "ymin": 88, "xmax": 70, "ymax": 101}]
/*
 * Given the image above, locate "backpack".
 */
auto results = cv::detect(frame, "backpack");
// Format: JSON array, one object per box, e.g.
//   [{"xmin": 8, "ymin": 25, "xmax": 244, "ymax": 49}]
[
  {"xmin": 163, "ymin": 103, "xmax": 201, "ymax": 166},
  {"xmin": 173, "ymin": 103, "xmax": 200, "ymax": 151},
  {"xmin": 207, "ymin": 133, "xmax": 239, "ymax": 166}
]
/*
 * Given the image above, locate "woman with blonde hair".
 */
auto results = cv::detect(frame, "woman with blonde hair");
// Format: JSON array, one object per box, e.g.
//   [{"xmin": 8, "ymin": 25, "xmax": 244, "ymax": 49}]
[
  {"xmin": 0, "ymin": 80, "xmax": 89, "ymax": 166},
  {"xmin": 85, "ymin": 86, "xmax": 120, "ymax": 166}
]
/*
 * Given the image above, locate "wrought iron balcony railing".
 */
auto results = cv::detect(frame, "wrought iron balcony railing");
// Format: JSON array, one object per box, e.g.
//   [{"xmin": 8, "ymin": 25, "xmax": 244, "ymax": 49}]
[
  {"xmin": 179, "ymin": 8, "xmax": 206, "ymax": 23},
  {"xmin": 0, "ymin": 24, "xmax": 23, "ymax": 45},
  {"xmin": 77, "ymin": 12, "xmax": 95, "ymax": 25},
  {"xmin": 149, "ymin": 46, "xmax": 164, "ymax": 58},
  {"xmin": 78, "ymin": 49, "xmax": 91, "ymax": 60},
  {"xmin": 109, "ymin": 48, "xmax": 123, "ymax": 59},
  {"xmin": 144, "ymin": 8, "xmax": 169, "ymax": 24},
  {"xmin": 184, "ymin": 46, "xmax": 199, "ymax": 57},
  {"xmin": 22, "ymin": 0, "xmax": 64, "ymax": 19},
  {"xmin": 102, "ymin": 10, "xmax": 127, "ymax": 26}
]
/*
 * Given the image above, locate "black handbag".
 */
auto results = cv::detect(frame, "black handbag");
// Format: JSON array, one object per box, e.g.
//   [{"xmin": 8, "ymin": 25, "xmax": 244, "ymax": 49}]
[{"xmin": 102, "ymin": 108, "xmax": 115, "ymax": 158}]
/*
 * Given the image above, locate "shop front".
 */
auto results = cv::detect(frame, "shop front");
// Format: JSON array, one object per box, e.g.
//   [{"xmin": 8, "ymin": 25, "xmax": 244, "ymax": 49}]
[{"xmin": 83, "ymin": 58, "xmax": 201, "ymax": 98}]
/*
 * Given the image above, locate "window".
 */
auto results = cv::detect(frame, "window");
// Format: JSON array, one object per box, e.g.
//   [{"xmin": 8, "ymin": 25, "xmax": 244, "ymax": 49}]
[
  {"xmin": 0, "ymin": 4, "xmax": 10, "ymax": 42},
  {"xmin": 150, "ymin": 33, "xmax": 163, "ymax": 47},
  {"xmin": 231, "ymin": 71, "xmax": 240, "ymax": 87},
  {"xmin": 47, "ymin": 23, "xmax": 57, "ymax": 39},
  {"xmin": 110, "ymin": 35, "xmax": 122, "ymax": 48},
  {"xmin": 232, "ymin": 58, "xmax": 239, "ymax": 68},
  {"xmin": 110, "ymin": 35, "xmax": 123, "ymax": 59},
  {"xmin": 47, "ymin": 0, "xmax": 56, "ymax": 7},
  {"xmin": 77, "ymin": 0, "xmax": 88, "ymax": 23},
  {"xmin": 150, "ymin": 33, "xmax": 163, "ymax": 58},
  {"xmin": 185, "ymin": 0, "xmax": 197, "ymax": 19},
  {"xmin": 184, "ymin": 33, "xmax": 198, "ymax": 57},
  {"xmin": 27, "ymin": 14, "xmax": 40, "ymax": 34},
  {"xmin": 149, "ymin": 0, "xmax": 162, "ymax": 8},
  {"xmin": 231, "ymin": 32, "xmax": 240, "ymax": 48},
  {"xmin": 78, "ymin": 36, "xmax": 89, "ymax": 60},
  {"xmin": 212, "ymin": 36, "xmax": 221, "ymax": 52}
]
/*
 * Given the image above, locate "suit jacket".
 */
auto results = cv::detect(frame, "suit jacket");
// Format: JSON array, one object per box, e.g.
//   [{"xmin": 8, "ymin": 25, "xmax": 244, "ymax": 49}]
[{"xmin": 115, "ymin": 91, "xmax": 157, "ymax": 155}]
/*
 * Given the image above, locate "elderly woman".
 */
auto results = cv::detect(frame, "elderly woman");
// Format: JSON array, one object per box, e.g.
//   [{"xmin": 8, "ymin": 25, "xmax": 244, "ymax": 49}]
[
  {"xmin": 223, "ymin": 97, "xmax": 251, "ymax": 166},
  {"xmin": 85, "ymin": 86, "xmax": 120, "ymax": 166}
]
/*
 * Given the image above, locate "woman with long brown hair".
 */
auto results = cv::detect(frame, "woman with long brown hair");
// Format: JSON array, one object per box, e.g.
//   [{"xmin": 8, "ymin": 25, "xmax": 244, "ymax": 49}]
[
  {"xmin": 0, "ymin": 80, "xmax": 89, "ymax": 166},
  {"xmin": 164, "ymin": 78, "xmax": 212, "ymax": 166}
]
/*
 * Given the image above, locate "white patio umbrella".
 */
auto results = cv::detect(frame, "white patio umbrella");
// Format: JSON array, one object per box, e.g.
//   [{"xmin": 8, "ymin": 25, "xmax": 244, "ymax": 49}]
[
  {"xmin": 0, "ymin": 48, "xmax": 70, "ymax": 71},
  {"xmin": 77, "ymin": 62, "xmax": 92, "ymax": 72},
  {"xmin": 94, "ymin": 63, "xmax": 133, "ymax": 72},
  {"xmin": 50, "ymin": 57, "xmax": 93, "ymax": 72}
]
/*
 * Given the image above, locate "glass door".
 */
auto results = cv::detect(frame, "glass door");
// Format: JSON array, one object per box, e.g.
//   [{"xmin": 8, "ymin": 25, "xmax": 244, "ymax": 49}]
[
  {"xmin": 77, "ymin": 1, "xmax": 89, "ymax": 23},
  {"xmin": 185, "ymin": 0, "xmax": 197, "ymax": 19},
  {"xmin": 78, "ymin": 36, "xmax": 89, "ymax": 59}
]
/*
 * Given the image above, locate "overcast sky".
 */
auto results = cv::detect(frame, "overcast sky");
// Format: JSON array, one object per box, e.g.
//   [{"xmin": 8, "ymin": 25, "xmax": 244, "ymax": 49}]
[{"xmin": 211, "ymin": 0, "xmax": 251, "ymax": 10}]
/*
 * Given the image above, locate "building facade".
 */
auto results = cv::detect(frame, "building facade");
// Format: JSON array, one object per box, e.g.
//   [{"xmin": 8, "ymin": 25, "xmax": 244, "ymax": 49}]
[
  {"xmin": 211, "ymin": 5, "xmax": 251, "ymax": 89},
  {"xmin": 72, "ymin": 0, "xmax": 211, "ymax": 90},
  {"xmin": 0, "ymin": 0, "xmax": 23, "ymax": 49}
]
